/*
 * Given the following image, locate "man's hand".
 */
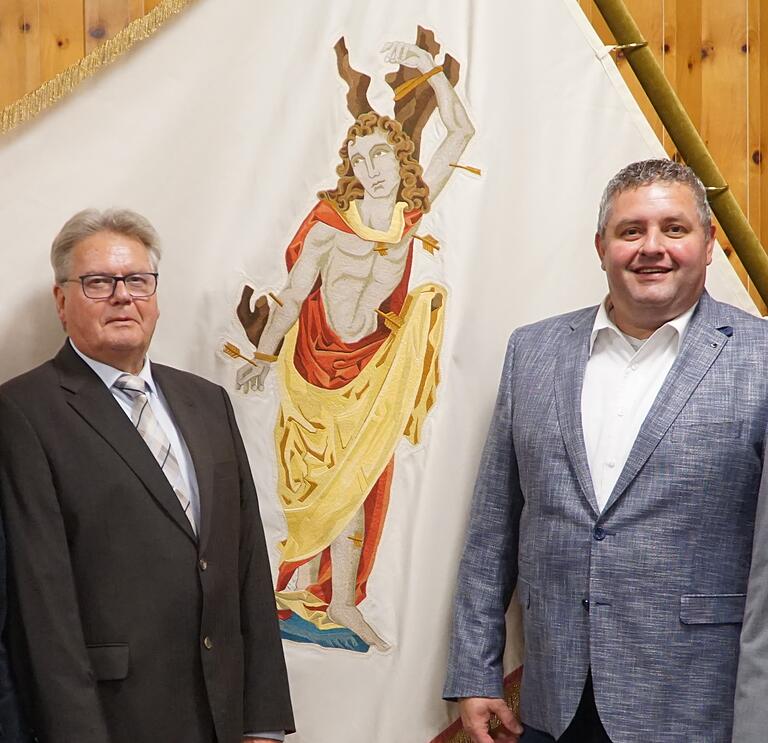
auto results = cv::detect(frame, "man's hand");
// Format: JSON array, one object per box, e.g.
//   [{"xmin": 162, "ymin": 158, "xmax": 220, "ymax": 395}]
[
  {"xmin": 459, "ymin": 697, "xmax": 523, "ymax": 743},
  {"xmin": 381, "ymin": 41, "xmax": 435, "ymax": 75},
  {"xmin": 236, "ymin": 360, "xmax": 270, "ymax": 393}
]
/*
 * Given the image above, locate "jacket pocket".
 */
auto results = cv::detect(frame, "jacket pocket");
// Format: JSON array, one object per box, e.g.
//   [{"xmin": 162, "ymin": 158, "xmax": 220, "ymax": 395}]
[
  {"xmin": 86, "ymin": 643, "xmax": 130, "ymax": 681},
  {"xmin": 679, "ymin": 593, "xmax": 746, "ymax": 625}
]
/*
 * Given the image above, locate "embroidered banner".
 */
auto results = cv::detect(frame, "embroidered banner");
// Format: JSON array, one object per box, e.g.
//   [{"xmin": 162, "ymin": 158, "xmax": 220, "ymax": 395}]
[{"xmin": 0, "ymin": 0, "xmax": 754, "ymax": 740}]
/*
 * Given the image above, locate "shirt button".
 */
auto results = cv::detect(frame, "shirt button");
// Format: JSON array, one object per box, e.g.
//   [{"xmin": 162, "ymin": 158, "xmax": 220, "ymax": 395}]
[
  {"xmin": 593, "ymin": 527, "xmax": 606, "ymax": 541},
  {"xmin": 630, "ymin": 364, "xmax": 638, "ymax": 371},
  {"xmin": 606, "ymin": 460, "xmax": 616, "ymax": 469},
  {"xmin": 203, "ymin": 636, "xmax": 213, "ymax": 650},
  {"xmin": 199, "ymin": 558, "xmax": 208, "ymax": 571},
  {"xmin": 617, "ymin": 409, "xmax": 624, "ymax": 417}
]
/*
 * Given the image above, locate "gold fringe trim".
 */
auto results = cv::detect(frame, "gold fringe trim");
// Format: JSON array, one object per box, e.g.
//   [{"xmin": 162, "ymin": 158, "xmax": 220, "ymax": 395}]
[{"xmin": 1, "ymin": 0, "xmax": 198, "ymax": 136}]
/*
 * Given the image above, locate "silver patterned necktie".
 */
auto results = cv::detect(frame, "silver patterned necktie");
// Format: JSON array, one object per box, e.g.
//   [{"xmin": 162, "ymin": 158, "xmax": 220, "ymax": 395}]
[{"xmin": 113, "ymin": 373, "xmax": 197, "ymax": 534}]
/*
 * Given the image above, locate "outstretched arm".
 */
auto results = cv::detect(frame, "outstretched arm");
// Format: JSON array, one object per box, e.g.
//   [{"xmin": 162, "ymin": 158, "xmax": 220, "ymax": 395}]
[
  {"xmin": 237, "ymin": 222, "xmax": 333, "ymax": 392},
  {"xmin": 382, "ymin": 42, "xmax": 475, "ymax": 203}
]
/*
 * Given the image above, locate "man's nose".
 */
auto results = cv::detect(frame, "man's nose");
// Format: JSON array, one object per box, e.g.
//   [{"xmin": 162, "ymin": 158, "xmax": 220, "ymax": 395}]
[
  {"xmin": 110, "ymin": 279, "xmax": 133, "ymax": 303},
  {"xmin": 639, "ymin": 227, "xmax": 665, "ymax": 254},
  {"xmin": 365, "ymin": 157, "xmax": 379, "ymax": 177}
]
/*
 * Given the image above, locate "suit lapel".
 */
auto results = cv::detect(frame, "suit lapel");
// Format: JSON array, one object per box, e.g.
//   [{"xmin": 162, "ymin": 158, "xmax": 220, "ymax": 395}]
[
  {"xmin": 602, "ymin": 292, "xmax": 730, "ymax": 514},
  {"xmin": 54, "ymin": 343, "xmax": 197, "ymax": 544},
  {"xmin": 554, "ymin": 308, "xmax": 600, "ymax": 516},
  {"xmin": 152, "ymin": 365, "xmax": 214, "ymax": 554}
]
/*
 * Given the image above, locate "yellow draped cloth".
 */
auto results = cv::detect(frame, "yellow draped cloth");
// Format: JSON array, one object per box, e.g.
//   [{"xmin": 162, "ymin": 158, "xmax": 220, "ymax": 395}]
[{"xmin": 275, "ymin": 283, "xmax": 446, "ymax": 565}]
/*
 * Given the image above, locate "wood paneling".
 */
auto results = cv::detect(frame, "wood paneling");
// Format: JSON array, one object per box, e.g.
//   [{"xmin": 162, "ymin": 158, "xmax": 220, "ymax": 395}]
[
  {"xmin": 1, "ymin": 1, "xmax": 767, "ymax": 306},
  {"xmin": 39, "ymin": 0, "xmax": 85, "ymax": 84},
  {"xmin": 759, "ymin": 0, "xmax": 768, "ymax": 298},
  {"xmin": 0, "ymin": 0, "xmax": 41, "ymax": 108},
  {"xmin": 84, "ymin": 0, "xmax": 143, "ymax": 53}
]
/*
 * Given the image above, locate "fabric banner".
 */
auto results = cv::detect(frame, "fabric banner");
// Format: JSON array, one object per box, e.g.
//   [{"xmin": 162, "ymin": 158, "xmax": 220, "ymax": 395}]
[{"xmin": 0, "ymin": 0, "xmax": 755, "ymax": 740}]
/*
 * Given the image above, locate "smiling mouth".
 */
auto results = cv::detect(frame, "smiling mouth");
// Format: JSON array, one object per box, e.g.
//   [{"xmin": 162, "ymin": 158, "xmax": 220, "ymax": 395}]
[{"xmin": 632, "ymin": 267, "xmax": 671, "ymax": 275}]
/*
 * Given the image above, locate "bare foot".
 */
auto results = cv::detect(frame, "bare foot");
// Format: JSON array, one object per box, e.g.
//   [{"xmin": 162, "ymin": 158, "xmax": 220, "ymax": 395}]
[{"xmin": 327, "ymin": 603, "xmax": 390, "ymax": 652}]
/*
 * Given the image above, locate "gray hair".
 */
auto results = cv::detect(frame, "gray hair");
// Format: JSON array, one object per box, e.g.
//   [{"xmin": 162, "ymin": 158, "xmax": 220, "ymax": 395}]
[
  {"xmin": 51, "ymin": 208, "xmax": 162, "ymax": 283},
  {"xmin": 597, "ymin": 159, "xmax": 712, "ymax": 237}
]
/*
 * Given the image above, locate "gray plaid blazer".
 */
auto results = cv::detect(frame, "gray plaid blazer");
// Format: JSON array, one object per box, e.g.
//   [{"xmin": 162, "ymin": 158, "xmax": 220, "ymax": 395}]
[{"xmin": 444, "ymin": 291, "xmax": 768, "ymax": 743}]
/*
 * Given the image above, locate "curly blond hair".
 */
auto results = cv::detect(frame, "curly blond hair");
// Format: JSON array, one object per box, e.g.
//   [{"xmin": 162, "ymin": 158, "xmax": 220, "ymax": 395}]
[{"xmin": 319, "ymin": 112, "xmax": 430, "ymax": 213}]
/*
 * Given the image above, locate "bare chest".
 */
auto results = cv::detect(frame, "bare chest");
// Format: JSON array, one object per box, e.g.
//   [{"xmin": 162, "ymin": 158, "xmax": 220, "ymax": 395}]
[{"xmin": 325, "ymin": 232, "xmax": 412, "ymax": 283}]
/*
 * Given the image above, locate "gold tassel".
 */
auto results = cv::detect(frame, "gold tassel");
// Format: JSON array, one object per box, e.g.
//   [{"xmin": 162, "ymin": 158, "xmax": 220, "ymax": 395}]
[{"xmin": 1, "ymin": 0, "xmax": 198, "ymax": 136}]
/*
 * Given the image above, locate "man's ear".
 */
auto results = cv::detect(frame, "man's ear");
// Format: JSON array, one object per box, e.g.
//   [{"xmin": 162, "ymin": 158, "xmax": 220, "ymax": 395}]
[
  {"xmin": 705, "ymin": 224, "xmax": 716, "ymax": 266},
  {"xmin": 595, "ymin": 232, "xmax": 606, "ymax": 271},
  {"xmin": 53, "ymin": 284, "xmax": 67, "ymax": 331}
]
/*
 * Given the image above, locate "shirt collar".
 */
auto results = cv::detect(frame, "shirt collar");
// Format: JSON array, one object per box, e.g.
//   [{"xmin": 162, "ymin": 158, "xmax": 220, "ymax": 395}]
[
  {"xmin": 589, "ymin": 298, "xmax": 698, "ymax": 356},
  {"xmin": 69, "ymin": 338, "xmax": 156, "ymax": 395}
]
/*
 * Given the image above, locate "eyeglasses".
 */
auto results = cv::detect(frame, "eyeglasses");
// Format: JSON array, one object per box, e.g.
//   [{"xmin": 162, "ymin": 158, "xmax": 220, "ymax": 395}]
[{"xmin": 62, "ymin": 273, "xmax": 159, "ymax": 299}]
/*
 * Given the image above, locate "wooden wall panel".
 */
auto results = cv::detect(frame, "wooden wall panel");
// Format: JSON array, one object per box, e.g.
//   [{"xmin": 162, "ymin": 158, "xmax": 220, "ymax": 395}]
[
  {"xmin": 84, "ymin": 0, "xmax": 143, "ymax": 53},
  {"xmin": 701, "ymin": 2, "xmax": 748, "ymax": 208},
  {"xmin": 0, "ymin": 0, "xmax": 41, "ymax": 109},
  {"xmin": 760, "ymin": 0, "xmax": 768, "ymax": 285},
  {"xmin": 39, "ymin": 0, "xmax": 85, "ymax": 84},
  {"xmin": 668, "ymin": 0, "xmax": 703, "ymax": 151},
  {"xmin": 701, "ymin": 1, "xmax": 751, "ymax": 292},
  {"xmin": 746, "ymin": 0, "xmax": 762, "ymax": 303}
]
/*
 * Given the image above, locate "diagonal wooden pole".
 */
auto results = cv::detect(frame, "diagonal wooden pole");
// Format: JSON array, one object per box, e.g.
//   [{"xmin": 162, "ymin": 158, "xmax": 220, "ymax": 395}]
[{"xmin": 594, "ymin": 0, "xmax": 768, "ymax": 309}]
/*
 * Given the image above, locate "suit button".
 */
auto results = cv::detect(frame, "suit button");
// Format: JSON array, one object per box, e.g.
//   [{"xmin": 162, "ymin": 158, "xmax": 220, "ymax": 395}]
[
  {"xmin": 593, "ymin": 526, "xmax": 606, "ymax": 541},
  {"xmin": 582, "ymin": 598, "xmax": 590, "ymax": 612},
  {"xmin": 199, "ymin": 558, "xmax": 208, "ymax": 571},
  {"xmin": 203, "ymin": 636, "xmax": 213, "ymax": 650}
]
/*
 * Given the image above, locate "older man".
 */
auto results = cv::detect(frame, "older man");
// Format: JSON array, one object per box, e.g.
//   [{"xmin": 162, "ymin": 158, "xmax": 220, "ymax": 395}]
[
  {"xmin": 444, "ymin": 159, "xmax": 768, "ymax": 743},
  {"xmin": 0, "ymin": 209, "xmax": 294, "ymax": 743}
]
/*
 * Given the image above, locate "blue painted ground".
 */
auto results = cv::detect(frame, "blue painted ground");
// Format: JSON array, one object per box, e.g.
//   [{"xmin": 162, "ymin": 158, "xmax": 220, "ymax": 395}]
[{"xmin": 280, "ymin": 613, "xmax": 369, "ymax": 653}]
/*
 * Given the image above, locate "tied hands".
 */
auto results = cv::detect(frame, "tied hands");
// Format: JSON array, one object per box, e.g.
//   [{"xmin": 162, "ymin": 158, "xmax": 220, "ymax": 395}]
[
  {"xmin": 459, "ymin": 697, "xmax": 523, "ymax": 743},
  {"xmin": 235, "ymin": 285, "xmax": 273, "ymax": 393},
  {"xmin": 236, "ymin": 359, "xmax": 270, "ymax": 394}
]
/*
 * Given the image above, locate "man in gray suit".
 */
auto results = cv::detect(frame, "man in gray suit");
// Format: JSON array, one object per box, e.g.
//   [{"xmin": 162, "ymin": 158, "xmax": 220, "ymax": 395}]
[{"xmin": 444, "ymin": 159, "xmax": 768, "ymax": 743}]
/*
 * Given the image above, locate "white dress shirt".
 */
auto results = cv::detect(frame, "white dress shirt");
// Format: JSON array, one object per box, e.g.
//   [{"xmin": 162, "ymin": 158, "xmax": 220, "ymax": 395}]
[
  {"xmin": 581, "ymin": 300, "xmax": 697, "ymax": 511},
  {"xmin": 70, "ymin": 341, "xmax": 283, "ymax": 742}
]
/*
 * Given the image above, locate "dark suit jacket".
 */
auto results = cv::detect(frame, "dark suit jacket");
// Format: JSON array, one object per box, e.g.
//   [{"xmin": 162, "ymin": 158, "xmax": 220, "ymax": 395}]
[
  {"xmin": 0, "ymin": 514, "xmax": 27, "ymax": 742},
  {"xmin": 0, "ymin": 342, "xmax": 294, "ymax": 743}
]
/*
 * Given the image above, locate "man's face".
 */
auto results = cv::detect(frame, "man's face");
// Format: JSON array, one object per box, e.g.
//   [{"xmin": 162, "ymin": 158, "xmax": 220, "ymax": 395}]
[
  {"xmin": 348, "ymin": 129, "xmax": 401, "ymax": 200},
  {"xmin": 595, "ymin": 182, "xmax": 715, "ymax": 334},
  {"xmin": 53, "ymin": 230, "xmax": 159, "ymax": 372}
]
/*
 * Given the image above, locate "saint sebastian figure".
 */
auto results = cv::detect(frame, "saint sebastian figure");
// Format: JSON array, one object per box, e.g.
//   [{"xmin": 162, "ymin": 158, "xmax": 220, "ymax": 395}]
[{"xmin": 237, "ymin": 41, "xmax": 474, "ymax": 652}]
